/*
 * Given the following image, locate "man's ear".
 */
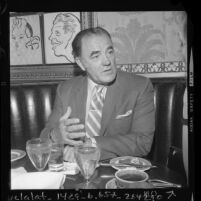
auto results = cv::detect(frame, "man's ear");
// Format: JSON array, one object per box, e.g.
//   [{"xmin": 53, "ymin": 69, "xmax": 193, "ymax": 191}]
[{"xmin": 75, "ymin": 57, "xmax": 86, "ymax": 71}]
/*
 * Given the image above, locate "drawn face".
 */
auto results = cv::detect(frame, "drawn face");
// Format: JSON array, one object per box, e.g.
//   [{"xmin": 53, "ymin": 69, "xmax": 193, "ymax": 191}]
[
  {"xmin": 11, "ymin": 23, "xmax": 28, "ymax": 54},
  {"xmin": 76, "ymin": 34, "xmax": 117, "ymax": 85},
  {"xmin": 49, "ymin": 22, "xmax": 73, "ymax": 56}
]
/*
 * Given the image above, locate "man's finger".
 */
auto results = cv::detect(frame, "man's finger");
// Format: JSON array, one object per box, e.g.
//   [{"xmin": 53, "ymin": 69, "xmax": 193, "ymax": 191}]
[
  {"xmin": 60, "ymin": 106, "xmax": 71, "ymax": 122},
  {"xmin": 63, "ymin": 118, "xmax": 80, "ymax": 126},
  {"xmin": 68, "ymin": 132, "xmax": 86, "ymax": 139},
  {"xmin": 64, "ymin": 138, "xmax": 84, "ymax": 146},
  {"xmin": 67, "ymin": 124, "xmax": 84, "ymax": 132}
]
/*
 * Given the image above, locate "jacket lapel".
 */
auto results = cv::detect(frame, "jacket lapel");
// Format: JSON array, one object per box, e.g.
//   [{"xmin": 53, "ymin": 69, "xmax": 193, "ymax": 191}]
[
  {"xmin": 100, "ymin": 74, "xmax": 121, "ymax": 136},
  {"xmin": 71, "ymin": 76, "xmax": 88, "ymax": 124}
]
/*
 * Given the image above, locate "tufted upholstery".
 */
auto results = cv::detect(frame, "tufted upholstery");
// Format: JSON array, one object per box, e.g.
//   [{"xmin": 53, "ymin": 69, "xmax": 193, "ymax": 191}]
[
  {"xmin": 10, "ymin": 82, "xmax": 58, "ymax": 150},
  {"xmin": 147, "ymin": 78, "xmax": 186, "ymax": 164},
  {"xmin": 10, "ymin": 77, "xmax": 186, "ymax": 170}
]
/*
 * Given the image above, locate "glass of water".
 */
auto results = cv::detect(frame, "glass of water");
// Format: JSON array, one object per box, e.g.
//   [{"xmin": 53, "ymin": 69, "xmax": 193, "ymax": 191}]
[
  {"xmin": 48, "ymin": 141, "xmax": 64, "ymax": 171},
  {"xmin": 74, "ymin": 142, "xmax": 100, "ymax": 189},
  {"xmin": 26, "ymin": 138, "xmax": 52, "ymax": 171}
]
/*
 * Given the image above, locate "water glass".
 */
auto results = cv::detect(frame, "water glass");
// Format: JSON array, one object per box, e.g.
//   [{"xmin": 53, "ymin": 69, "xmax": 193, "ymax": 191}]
[
  {"xmin": 74, "ymin": 143, "xmax": 100, "ymax": 189},
  {"xmin": 26, "ymin": 138, "xmax": 52, "ymax": 171},
  {"xmin": 48, "ymin": 142, "xmax": 64, "ymax": 172}
]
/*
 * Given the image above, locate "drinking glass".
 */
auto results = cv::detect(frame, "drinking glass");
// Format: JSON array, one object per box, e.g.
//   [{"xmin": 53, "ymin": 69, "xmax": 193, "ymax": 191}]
[
  {"xmin": 74, "ymin": 142, "xmax": 100, "ymax": 189},
  {"xmin": 48, "ymin": 141, "xmax": 64, "ymax": 171},
  {"xmin": 26, "ymin": 138, "xmax": 52, "ymax": 171}
]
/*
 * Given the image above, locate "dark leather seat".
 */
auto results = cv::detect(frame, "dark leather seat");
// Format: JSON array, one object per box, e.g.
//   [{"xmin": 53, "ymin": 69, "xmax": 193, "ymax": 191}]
[
  {"xmin": 10, "ymin": 77, "xmax": 186, "ymax": 176},
  {"xmin": 148, "ymin": 78, "xmax": 186, "ymax": 163},
  {"xmin": 10, "ymin": 83, "xmax": 58, "ymax": 150}
]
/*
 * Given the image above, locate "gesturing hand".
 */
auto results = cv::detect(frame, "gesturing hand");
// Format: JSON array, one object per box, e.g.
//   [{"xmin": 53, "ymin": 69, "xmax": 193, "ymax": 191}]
[{"xmin": 59, "ymin": 106, "xmax": 86, "ymax": 146}]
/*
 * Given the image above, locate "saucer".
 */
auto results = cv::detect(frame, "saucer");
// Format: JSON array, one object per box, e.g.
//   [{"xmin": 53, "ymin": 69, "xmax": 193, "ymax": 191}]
[
  {"xmin": 110, "ymin": 156, "xmax": 152, "ymax": 171},
  {"xmin": 105, "ymin": 178, "xmax": 118, "ymax": 189},
  {"xmin": 105, "ymin": 178, "xmax": 156, "ymax": 189}
]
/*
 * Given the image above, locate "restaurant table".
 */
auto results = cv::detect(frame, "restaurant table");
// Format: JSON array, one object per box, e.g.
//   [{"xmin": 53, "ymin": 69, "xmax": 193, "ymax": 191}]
[{"xmin": 11, "ymin": 155, "xmax": 187, "ymax": 189}]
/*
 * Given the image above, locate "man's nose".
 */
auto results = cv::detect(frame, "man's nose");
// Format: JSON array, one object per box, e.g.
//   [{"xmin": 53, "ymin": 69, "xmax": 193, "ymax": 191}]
[{"xmin": 102, "ymin": 54, "xmax": 111, "ymax": 65}]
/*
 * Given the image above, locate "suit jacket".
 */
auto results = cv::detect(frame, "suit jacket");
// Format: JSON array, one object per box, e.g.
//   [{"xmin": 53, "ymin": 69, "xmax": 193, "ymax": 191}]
[{"xmin": 40, "ymin": 71, "xmax": 155, "ymax": 160}]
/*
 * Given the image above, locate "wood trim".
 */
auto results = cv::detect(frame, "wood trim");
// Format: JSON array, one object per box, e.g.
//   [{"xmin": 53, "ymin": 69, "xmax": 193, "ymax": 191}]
[{"xmin": 10, "ymin": 65, "xmax": 84, "ymax": 84}]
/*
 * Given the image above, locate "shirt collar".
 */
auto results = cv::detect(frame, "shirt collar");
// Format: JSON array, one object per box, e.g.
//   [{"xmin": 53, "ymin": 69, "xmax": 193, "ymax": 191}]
[
  {"xmin": 87, "ymin": 78, "xmax": 97, "ymax": 93},
  {"xmin": 87, "ymin": 78, "xmax": 107, "ymax": 96}
]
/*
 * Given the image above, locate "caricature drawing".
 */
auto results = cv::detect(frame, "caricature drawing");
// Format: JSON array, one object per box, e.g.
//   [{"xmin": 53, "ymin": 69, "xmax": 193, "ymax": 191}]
[
  {"xmin": 11, "ymin": 17, "xmax": 40, "ymax": 57},
  {"xmin": 48, "ymin": 13, "xmax": 80, "ymax": 63}
]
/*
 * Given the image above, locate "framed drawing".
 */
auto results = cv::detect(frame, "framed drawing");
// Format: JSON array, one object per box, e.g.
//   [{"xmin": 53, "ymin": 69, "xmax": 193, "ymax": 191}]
[
  {"xmin": 43, "ymin": 12, "xmax": 81, "ymax": 64},
  {"xmin": 92, "ymin": 11, "xmax": 187, "ymax": 77},
  {"xmin": 10, "ymin": 14, "xmax": 43, "ymax": 66}
]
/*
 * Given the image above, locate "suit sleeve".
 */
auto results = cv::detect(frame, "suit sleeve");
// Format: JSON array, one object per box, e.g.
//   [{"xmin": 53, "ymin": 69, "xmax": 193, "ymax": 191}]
[
  {"xmin": 95, "ymin": 78, "xmax": 155, "ymax": 160},
  {"xmin": 40, "ymin": 84, "xmax": 64, "ymax": 141}
]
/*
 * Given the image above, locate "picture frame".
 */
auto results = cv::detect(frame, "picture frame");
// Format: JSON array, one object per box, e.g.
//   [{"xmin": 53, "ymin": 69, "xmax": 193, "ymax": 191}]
[
  {"xmin": 43, "ymin": 12, "xmax": 81, "ymax": 64},
  {"xmin": 10, "ymin": 14, "xmax": 43, "ymax": 66}
]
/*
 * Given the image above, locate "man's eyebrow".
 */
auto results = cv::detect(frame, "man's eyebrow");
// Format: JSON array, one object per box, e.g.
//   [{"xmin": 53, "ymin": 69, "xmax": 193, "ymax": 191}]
[
  {"xmin": 90, "ymin": 51, "xmax": 100, "ymax": 57},
  {"xmin": 90, "ymin": 46, "xmax": 114, "ymax": 56}
]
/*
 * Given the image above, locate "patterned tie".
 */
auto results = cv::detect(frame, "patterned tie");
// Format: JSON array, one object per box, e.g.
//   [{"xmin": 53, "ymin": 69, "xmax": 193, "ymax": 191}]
[{"xmin": 86, "ymin": 85, "xmax": 105, "ymax": 137}]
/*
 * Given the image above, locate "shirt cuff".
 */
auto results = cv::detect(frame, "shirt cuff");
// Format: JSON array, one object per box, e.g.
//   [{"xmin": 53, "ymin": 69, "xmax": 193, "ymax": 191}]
[{"xmin": 90, "ymin": 137, "xmax": 97, "ymax": 146}]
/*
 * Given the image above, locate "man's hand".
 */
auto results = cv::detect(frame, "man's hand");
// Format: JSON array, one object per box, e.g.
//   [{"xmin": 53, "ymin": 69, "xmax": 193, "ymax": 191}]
[{"xmin": 59, "ymin": 106, "xmax": 86, "ymax": 146}]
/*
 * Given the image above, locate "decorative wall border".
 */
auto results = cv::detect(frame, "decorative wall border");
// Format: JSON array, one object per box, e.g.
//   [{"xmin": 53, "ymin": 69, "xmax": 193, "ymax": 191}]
[
  {"xmin": 10, "ymin": 61, "xmax": 186, "ymax": 84},
  {"xmin": 10, "ymin": 65, "xmax": 77, "ymax": 83},
  {"xmin": 117, "ymin": 61, "xmax": 186, "ymax": 74}
]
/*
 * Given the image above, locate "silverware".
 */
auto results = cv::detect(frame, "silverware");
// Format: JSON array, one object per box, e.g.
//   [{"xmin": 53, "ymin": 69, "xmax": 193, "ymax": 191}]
[
  {"xmin": 148, "ymin": 179, "xmax": 182, "ymax": 188},
  {"xmin": 99, "ymin": 162, "xmax": 157, "ymax": 169}
]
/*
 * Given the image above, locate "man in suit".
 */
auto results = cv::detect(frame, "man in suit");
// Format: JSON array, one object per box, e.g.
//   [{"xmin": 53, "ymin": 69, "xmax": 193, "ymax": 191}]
[{"xmin": 40, "ymin": 27, "xmax": 155, "ymax": 161}]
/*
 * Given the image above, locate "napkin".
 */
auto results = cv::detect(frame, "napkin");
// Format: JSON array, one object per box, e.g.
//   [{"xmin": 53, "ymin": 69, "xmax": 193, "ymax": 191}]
[
  {"xmin": 11, "ymin": 169, "xmax": 65, "ymax": 189},
  {"xmin": 63, "ymin": 162, "xmax": 80, "ymax": 175},
  {"xmin": 11, "ymin": 167, "xmax": 27, "ymax": 178}
]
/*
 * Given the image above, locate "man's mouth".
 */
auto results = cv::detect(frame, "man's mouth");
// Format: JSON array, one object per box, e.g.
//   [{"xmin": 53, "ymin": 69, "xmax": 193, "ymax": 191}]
[
  {"xmin": 51, "ymin": 41, "xmax": 61, "ymax": 49},
  {"xmin": 103, "ymin": 68, "xmax": 112, "ymax": 72}
]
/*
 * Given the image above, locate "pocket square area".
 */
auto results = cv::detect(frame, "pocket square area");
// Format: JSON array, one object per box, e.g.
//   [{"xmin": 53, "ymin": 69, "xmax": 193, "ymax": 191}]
[{"xmin": 116, "ymin": 110, "xmax": 132, "ymax": 119}]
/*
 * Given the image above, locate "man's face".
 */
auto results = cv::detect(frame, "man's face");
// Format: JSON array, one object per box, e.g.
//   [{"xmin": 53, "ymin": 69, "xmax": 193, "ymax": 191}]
[
  {"xmin": 76, "ymin": 34, "xmax": 117, "ymax": 85},
  {"xmin": 49, "ymin": 22, "xmax": 72, "ymax": 56}
]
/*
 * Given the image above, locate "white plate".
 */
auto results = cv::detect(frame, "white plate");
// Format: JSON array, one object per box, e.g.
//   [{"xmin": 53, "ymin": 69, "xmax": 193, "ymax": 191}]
[
  {"xmin": 106, "ymin": 178, "xmax": 156, "ymax": 189},
  {"xmin": 110, "ymin": 156, "xmax": 152, "ymax": 171},
  {"xmin": 11, "ymin": 149, "xmax": 26, "ymax": 162}
]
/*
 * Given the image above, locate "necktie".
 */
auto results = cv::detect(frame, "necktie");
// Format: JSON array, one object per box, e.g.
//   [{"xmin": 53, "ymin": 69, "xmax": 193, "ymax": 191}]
[{"xmin": 86, "ymin": 85, "xmax": 105, "ymax": 137}]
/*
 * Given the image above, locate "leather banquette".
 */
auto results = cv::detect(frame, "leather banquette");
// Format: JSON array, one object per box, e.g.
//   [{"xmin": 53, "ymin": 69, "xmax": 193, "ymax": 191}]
[{"xmin": 10, "ymin": 76, "xmax": 186, "ymax": 176}]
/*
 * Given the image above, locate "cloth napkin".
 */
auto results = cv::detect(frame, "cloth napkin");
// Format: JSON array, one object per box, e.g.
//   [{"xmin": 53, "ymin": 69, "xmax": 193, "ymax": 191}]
[{"xmin": 11, "ymin": 167, "xmax": 65, "ymax": 189}]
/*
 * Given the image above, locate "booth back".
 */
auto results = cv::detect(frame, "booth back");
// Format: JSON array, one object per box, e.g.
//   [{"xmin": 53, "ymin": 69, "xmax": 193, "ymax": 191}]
[{"xmin": 10, "ymin": 77, "xmax": 186, "ymax": 167}]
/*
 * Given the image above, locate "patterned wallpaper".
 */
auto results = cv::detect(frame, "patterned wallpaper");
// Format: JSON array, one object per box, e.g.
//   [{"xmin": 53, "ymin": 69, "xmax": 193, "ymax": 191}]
[{"xmin": 95, "ymin": 11, "xmax": 187, "ymax": 76}]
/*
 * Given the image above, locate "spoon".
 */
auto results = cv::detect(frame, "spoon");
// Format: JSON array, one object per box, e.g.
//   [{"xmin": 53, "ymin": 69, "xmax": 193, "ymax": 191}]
[{"xmin": 148, "ymin": 179, "xmax": 182, "ymax": 188}]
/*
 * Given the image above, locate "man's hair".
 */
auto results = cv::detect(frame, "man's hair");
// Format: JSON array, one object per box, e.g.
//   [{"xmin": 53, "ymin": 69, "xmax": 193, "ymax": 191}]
[
  {"xmin": 53, "ymin": 13, "xmax": 80, "ymax": 34},
  {"xmin": 72, "ymin": 27, "xmax": 112, "ymax": 58}
]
